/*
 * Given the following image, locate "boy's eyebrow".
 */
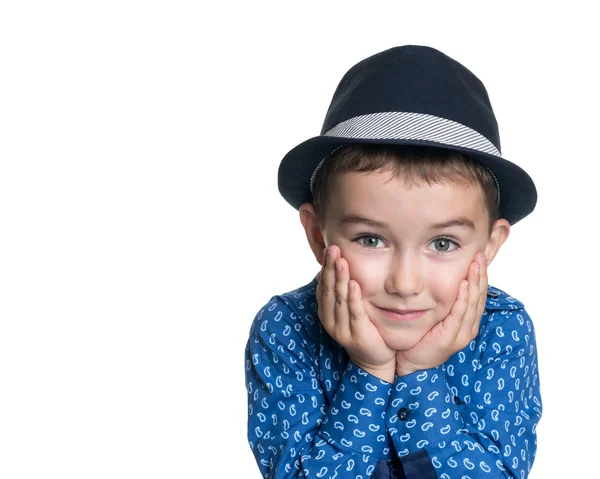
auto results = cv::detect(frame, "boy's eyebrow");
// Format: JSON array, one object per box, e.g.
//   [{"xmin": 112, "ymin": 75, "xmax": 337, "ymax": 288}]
[
  {"xmin": 339, "ymin": 214, "xmax": 476, "ymax": 230},
  {"xmin": 430, "ymin": 217, "xmax": 476, "ymax": 230},
  {"xmin": 339, "ymin": 214, "xmax": 389, "ymax": 228}
]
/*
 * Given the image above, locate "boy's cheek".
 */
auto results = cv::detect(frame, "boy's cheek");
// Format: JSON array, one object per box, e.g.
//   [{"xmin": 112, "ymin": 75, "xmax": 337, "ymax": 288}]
[
  {"xmin": 345, "ymin": 258, "xmax": 381, "ymax": 291},
  {"xmin": 439, "ymin": 258, "xmax": 472, "ymax": 287},
  {"xmin": 428, "ymin": 274, "xmax": 465, "ymax": 311},
  {"xmin": 432, "ymin": 304, "xmax": 453, "ymax": 325}
]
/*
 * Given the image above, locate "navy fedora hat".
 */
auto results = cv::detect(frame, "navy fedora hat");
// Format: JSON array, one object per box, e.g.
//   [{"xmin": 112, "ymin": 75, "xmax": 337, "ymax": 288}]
[{"xmin": 277, "ymin": 45, "xmax": 537, "ymax": 225}]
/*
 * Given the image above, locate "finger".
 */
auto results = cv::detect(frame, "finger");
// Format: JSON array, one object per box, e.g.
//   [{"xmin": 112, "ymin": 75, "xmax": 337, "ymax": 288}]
[
  {"xmin": 477, "ymin": 253, "xmax": 488, "ymax": 304},
  {"xmin": 317, "ymin": 246, "xmax": 338, "ymax": 332},
  {"xmin": 478, "ymin": 253, "xmax": 488, "ymax": 294},
  {"xmin": 347, "ymin": 279, "xmax": 369, "ymax": 338},
  {"xmin": 438, "ymin": 279, "xmax": 469, "ymax": 343},
  {"xmin": 459, "ymin": 258, "xmax": 482, "ymax": 341},
  {"xmin": 316, "ymin": 247, "xmax": 325, "ymax": 298},
  {"xmin": 316, "ymin": 247, "xmax": 328, "ymax": 283},
  {"xmin": 474, "ymin": 253, "xmax": 488, "ymax": 335},
  {"xmin": 334, "ymin": 256, "xmax": 351, "ymax": 339}
]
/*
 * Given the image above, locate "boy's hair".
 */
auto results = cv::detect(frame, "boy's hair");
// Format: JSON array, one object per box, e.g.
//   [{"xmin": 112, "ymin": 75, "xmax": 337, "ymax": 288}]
[{"xmin": 312, "ymin": 144, "xmax": 500, "ymax": 235}]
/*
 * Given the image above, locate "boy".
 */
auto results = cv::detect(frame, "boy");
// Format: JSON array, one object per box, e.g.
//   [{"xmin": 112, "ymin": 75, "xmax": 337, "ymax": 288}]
[{"xmin": 245, "ymin": 45, "xmax": 542, "ymax": 478}]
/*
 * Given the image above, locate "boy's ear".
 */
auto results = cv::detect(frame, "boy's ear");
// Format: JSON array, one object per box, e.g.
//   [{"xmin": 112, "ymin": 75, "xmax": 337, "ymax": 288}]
[
  {"xmin": 484, "ymin": 218, "xmax": 511, "ymax": 265},
  {"xmin": 299, "ymin": 203, "xmax": 326, "ymax": 265}
]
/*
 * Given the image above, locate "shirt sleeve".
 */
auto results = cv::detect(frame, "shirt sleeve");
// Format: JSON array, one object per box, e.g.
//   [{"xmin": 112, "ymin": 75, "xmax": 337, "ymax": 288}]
[
  {"xmin": 385, "ymin": 308, "xmax": 542, "ymax": 478},
  {"xmin": 245, "ymin": 295, "xmax": 394, "ymax": 478}
]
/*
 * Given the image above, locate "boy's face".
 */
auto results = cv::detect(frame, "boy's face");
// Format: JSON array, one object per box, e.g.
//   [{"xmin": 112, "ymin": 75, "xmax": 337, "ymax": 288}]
[{"xmin": 301, "ymin": 169, "xmax": 509, "ymax": 352}]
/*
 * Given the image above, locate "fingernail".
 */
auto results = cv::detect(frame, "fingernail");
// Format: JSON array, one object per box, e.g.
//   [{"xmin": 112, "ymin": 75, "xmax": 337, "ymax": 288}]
[
  {"xmin": 335, "ymin": 260, "xmax": 342, "ymax": 272},
  {"xmin": 328, "ymin": 248, "xmax": 335, "ymax": 259},
  {"xmin": 477, "ymin": 254, "xmax": 486, "ymax": 265},
  {"xmin": 476, "ymin": 265, "xmax": 481, "ymax": 275}
]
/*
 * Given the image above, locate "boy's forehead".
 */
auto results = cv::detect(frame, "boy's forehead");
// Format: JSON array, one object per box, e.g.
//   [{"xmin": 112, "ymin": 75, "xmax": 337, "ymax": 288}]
[
  {"xmin": 328, "ymin": 170, "xmax": 488, "ymax": 226},
  {"xmin": 331, "ymin": 169, "xmax": 483, "ymax": 197}
]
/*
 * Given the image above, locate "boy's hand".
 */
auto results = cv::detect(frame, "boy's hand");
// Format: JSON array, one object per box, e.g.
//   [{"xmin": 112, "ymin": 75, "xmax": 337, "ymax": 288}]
[
  {"xmin": 317, "ymin": 245, "xmax": 396, "ymax": 383},
  {"xmin": 395, "ymin": 253, "xmax": 488, "ymax": 377}
]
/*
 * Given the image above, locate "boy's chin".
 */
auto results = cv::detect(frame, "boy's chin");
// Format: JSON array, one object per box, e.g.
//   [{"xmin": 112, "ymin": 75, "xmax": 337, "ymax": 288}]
[{"xmin": 381, "ymin": 333, "xmax": 426, "ymax": 352}]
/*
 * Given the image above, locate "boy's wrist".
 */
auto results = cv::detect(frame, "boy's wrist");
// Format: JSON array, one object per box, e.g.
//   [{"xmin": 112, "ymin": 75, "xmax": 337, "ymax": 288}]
[
  {"xmin": 352, "ymin": 359, "xmax": 396, "ymax": 383},
  {"xmin": 395, "ymin": 364, "xmax": 419, "ymax": 378}
]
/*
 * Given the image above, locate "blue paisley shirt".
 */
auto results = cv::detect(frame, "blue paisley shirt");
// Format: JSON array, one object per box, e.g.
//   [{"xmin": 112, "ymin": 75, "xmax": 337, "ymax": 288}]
[{"xmin": 245, "ymin": 275, "xmax": 542, "ymax": 479}]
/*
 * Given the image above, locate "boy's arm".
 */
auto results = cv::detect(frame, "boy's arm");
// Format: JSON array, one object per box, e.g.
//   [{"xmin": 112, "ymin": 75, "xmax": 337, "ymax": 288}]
[
  {"xmin": 246, "ymin": 294, "xmax": 394, "ymax": 479},
  {"xmin": 385, "ymin": 307, "xmax": 542, "ymax": 478}
]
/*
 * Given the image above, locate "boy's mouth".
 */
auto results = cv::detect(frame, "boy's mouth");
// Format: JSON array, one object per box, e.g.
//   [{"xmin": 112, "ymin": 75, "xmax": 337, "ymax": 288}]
[{"xmin": 376, "ymin": 306, "xmax": 428, "ymax": 321}]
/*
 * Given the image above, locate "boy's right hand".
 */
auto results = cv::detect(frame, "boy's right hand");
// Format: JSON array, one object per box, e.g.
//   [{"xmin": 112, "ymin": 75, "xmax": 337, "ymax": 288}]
[{"xmin": 316, "ymin": 245, "xmax": 396, "ymax": 383}]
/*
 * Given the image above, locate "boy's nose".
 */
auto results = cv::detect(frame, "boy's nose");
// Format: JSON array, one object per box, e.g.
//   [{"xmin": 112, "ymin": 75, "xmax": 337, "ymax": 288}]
[{"xmin": 384, "ymin": 254, "xmax": 424, "ymax": 297}]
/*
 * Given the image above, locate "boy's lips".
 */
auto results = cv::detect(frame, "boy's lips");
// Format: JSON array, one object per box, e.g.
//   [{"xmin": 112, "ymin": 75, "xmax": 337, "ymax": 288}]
[
  {"xmin": 376, "ymin": 306, "xmax": 428, "ymax": 321},
  {"xmin": 379, "ymin": 306, "xmax": 423, "ymax": 314}
]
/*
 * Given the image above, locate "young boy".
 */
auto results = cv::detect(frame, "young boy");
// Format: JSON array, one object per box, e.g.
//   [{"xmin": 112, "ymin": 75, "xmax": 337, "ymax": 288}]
[{"xmin": 245, "ymin": 45, "xmax": 542, "ymax": 479}]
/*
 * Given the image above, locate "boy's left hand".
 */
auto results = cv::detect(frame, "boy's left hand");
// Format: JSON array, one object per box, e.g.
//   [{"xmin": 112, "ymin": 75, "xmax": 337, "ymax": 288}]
[{"xmin": 395, "ymin": 252, "xmax": 488, "ymax": 377}]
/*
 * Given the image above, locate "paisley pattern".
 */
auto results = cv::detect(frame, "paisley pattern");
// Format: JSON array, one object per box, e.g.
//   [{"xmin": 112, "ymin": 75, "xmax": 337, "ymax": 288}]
[{"xmin": 245, "ymin": 275, "xmax": 542, "ymax": 478}]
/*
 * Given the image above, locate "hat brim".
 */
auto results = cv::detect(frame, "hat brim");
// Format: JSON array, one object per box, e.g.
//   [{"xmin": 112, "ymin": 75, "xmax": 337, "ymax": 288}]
[{"xmin": 278, "ymin": 135, "xmax": 537, "ymax": 225}]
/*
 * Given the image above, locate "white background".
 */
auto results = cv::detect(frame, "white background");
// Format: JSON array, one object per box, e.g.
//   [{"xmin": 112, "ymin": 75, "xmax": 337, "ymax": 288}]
[{"xmin": 1, "ymin": 1, "xmax": 597, "ymax": 477}]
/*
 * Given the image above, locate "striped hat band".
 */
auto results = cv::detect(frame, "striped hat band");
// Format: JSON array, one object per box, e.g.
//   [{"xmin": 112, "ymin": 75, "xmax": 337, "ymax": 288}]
[{"xmin": 309, "ymin": 110, "xmax": 502, "ymax": 203}]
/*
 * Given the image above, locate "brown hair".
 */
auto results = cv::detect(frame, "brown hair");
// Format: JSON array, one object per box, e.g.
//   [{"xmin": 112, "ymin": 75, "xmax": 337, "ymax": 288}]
[{"xmin": 311, "ymin": 144, "xmax": 499, "ymax": 235}]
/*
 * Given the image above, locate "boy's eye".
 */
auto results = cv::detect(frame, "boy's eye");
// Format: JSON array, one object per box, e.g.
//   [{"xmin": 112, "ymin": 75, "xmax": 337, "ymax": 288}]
[
  {"xmin": 356, "ymin": 235, "xmax": 384, "ymax": 248},
  {"xmin": 429, "ymin": 238, "xmax": 459, "ymax": 253}
]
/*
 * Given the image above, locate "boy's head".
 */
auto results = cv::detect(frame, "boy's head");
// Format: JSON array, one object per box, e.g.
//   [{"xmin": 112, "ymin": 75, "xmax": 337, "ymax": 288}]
[
  {"xmin": 299, "ymin": 144, "xmax": 510, "ymax": 350},
  {"xmin": 276, "ymin": 45, "xmax": 536, "ymax": 349}
]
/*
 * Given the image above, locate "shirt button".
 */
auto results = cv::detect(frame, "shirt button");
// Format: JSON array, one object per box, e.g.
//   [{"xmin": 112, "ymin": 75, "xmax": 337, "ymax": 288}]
[
  {"xmin": 487, "ymin": 291, "xmax": 500, "ymax": 298},
  {"xmin": 397, "ymin": 408, "xmax": 410, "ymax": 421}
]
